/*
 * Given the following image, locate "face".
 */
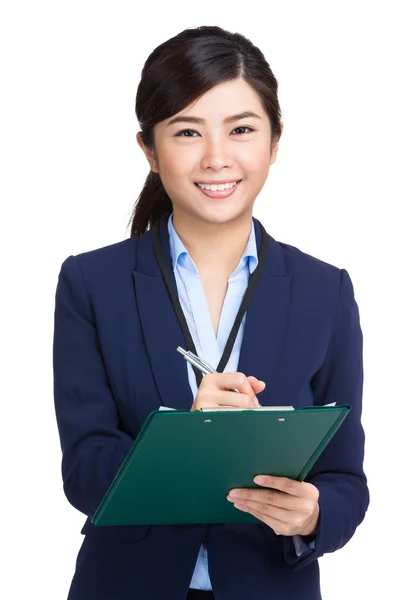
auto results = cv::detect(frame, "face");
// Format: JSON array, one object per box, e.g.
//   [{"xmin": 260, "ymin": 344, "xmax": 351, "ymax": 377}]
[{"xmin": 137, "ymin": 77, "xmax": 283, "ymax": 227}]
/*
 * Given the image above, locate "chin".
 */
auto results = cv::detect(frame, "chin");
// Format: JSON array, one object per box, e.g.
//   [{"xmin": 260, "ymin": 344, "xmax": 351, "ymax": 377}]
[
  {"xmin": 173, "ymin": 198, "xmax": 253, "ymax": 228},
  {"xmin": 195, "ymin": 210, "xmax": 247, "ymax": 226}
]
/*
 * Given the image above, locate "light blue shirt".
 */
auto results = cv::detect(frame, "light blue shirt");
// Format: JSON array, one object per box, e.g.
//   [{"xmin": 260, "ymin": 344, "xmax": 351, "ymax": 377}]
[{"xmin": 167, "ymin": 214, "xmax": 313, "ymax": 591}]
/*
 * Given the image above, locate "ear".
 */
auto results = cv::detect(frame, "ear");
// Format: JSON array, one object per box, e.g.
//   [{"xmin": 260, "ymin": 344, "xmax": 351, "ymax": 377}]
[
  {"xmin": 136, "ymin": 132, "xmax": 159, "ymax": 173},
  {"xmin": 270, "ymin": 121, "xmax": 284, "ymax": 166}
]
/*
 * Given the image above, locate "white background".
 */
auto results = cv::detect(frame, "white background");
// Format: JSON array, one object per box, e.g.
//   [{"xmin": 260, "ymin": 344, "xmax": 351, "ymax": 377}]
[{"xmin": 1, "ymin": 1, "xmax": 409, "ymax": 598}]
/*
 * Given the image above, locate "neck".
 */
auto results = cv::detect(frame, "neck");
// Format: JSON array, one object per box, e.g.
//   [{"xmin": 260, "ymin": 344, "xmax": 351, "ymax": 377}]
[{"xmin": 172, "ymin": 211, "xmax": 253, "ymax": 277}]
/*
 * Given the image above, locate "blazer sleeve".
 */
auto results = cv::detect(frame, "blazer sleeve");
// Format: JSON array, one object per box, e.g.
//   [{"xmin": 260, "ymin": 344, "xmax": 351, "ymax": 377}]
[
  {"xmin": 53, "ymin": 255, "xmax": 134, "ymax": 516},
  {"xmin": 283, "ymin": 268, "xmax": 370, "ymax": 569}
]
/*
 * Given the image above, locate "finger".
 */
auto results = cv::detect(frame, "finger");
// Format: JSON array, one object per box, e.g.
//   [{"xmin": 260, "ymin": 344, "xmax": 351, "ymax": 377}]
[
  {"xmin": 215, "ymin": 391, "xmax": 258, "ymax": 408},
  {"xmin": 234, "ymin": 507, "xmax": 296, "ymax": 536},
  {"xmin": 254, "ymin": 476, "xmax": 318, "ymax": 499},
  {"xmin": 234, "ymin": 499, "xmax": 291, "ymax": 523},
  {"xmin": 229, "ymin": 488, "xmax": 302, "ymax": 511},
  {"xmin": 195, "ymin": 387, "xmax": 257, "ymax": 410},
  {"xmin": 208, "ymin": 372, "xmax": 260, "ymax": 405},
  {"xmin": 232, "ymin": 503, "xmax": 290, "ymax": 534},
  {"xmin": 228, "ymin": 372, "xmax": 260, "ymax": 404},
  {"xmin": 237, "ymin": 502, "xmax": 314, "ymax": 537},
  {"xmin": 247, "ymin": 376, "xmax": 266, "ymax": 394}
]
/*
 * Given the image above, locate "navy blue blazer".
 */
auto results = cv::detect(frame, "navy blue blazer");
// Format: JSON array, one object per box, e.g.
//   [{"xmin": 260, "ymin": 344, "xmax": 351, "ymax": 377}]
[{"xmin": 53, "ymin": 216, "xmax": 369, "ymax": 600}]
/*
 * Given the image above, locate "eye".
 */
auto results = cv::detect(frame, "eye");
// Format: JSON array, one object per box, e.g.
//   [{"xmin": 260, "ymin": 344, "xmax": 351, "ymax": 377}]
[
  {"xmin": 175, "ymin": 129, "xmax": 199, "ymax": 137},
  {"xmin": 232, "ymin": 126, "xmax": 254, "ymax": 135}
]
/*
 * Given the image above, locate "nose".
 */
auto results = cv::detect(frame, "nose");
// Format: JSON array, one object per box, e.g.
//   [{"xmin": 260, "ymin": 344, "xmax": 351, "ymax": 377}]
[{"xmin": 199, "ymin": 137, "xmax": 234, "ymax": 171}]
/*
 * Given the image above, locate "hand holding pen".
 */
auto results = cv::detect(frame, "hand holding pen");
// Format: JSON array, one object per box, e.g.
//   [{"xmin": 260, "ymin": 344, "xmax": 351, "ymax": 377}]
[{"xmin": 177, "ymin": 347, "xmax": 264, "ymax": 411}]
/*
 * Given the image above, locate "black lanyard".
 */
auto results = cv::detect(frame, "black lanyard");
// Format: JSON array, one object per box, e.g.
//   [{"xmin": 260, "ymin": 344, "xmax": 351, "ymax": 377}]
[{"xmin": 152, "ymin": 217, "xmax": 269, "ymax": 388}]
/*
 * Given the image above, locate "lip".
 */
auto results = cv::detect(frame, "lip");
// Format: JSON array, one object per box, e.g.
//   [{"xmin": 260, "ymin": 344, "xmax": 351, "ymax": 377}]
[{"xmin": 195, "ymin": 180, "xmax": 242, "ymax": 199}]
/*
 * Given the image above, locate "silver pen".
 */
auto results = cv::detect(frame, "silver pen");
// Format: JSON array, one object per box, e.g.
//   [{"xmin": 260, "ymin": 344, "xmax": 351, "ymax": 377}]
[{"xmin": 176, "ymin": 346, "xmax": 241, "ymax": 393}]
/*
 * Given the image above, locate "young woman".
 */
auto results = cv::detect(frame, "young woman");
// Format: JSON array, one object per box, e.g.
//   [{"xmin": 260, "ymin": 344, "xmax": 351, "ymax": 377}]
[{"xmin": 53, "ymin": 25, "xmax": 369, "ymax": 600}]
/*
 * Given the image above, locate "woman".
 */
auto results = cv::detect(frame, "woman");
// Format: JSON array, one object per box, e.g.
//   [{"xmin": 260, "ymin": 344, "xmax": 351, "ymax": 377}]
[{"xmin": 53, "ymin": 25, "xmax": 369, "ymax": 600}]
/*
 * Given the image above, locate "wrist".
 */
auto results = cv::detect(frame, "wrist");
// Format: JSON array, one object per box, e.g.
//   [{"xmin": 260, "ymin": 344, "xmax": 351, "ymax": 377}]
[{"xmin": 301, "ymin": 502, "xmax": 320, "ymax": 537}]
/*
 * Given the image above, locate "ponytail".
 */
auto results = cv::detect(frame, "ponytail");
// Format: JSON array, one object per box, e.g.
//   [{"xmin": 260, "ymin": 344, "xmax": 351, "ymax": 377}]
[{"xmin": 129, "ymin": 171, "xmax": 173, "ymax": 237}]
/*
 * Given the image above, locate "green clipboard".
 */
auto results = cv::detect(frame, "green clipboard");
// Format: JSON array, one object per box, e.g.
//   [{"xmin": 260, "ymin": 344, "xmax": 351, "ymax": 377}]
[{"xmin": 92, "ymin": 405, "xmax": 350, "ymax": 526}]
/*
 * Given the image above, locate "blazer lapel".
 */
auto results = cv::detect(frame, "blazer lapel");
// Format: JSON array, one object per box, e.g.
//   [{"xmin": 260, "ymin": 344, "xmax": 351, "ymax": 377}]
[
  {"xmin": 132, "ymin": 217, "xmax": 194, "ymax": 410},
  {"xmin": 237, "ymin": 219, "xmax": 292, "ymax": 406}
]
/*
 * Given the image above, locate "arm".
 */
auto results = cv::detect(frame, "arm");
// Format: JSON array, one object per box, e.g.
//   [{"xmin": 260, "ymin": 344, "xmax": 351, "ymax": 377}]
[
  {"xmin": 283, "ymin": 268, "xmax": 370, "ymax": 568},
  {"xmin": 53, "ymin": 255, "xmax": 134, "ymax": 516}
]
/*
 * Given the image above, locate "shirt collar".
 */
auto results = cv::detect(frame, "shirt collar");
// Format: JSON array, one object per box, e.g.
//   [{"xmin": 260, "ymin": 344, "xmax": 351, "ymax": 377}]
[
  {"xmin": 168, "ymin": 213, "xmax": 189, "ymax": 271},
  {"xmin": 167, "ymin": 213, "xmax": 258, "ymax": 275}
]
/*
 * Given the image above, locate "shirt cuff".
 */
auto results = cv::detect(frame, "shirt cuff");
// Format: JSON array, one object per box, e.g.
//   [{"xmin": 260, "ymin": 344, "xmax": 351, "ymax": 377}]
[{"xmin": 293, "ymin": 534, "xmax": 316, "ymax": 557}]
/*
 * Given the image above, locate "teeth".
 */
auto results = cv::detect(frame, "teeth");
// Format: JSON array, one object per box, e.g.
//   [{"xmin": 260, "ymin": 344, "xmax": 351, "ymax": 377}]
[{"xmin": 197, "ymin": 181, "xmax": 238, "ymax": 191}]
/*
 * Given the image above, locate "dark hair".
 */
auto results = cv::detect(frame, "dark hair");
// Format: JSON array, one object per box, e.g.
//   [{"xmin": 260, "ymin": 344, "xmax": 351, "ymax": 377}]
[{"xmin": 129, "ymin": 25, "xmax": 282, "ymax": 237}]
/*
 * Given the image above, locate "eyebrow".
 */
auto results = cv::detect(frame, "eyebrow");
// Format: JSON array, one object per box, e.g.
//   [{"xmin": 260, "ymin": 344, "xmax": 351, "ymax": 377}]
[{"xmin": 166, "ymin": 110, "xmax": 261, "ymax": 127}]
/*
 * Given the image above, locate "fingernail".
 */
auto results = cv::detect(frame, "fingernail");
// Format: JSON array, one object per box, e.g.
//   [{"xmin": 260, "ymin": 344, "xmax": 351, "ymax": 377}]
[{"xmin": 253, "ymin": 398, "xmax": 260, "ymax": 407}]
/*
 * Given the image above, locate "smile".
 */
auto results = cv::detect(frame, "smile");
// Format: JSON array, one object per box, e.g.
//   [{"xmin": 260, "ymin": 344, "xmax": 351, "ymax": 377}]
[{"xmin": 194, "ymin": 180, "xmax": 242, "ymax": 199}]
